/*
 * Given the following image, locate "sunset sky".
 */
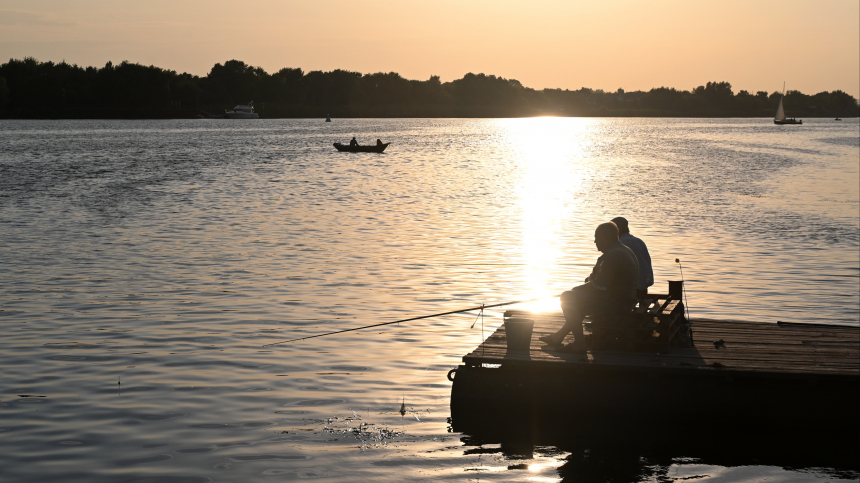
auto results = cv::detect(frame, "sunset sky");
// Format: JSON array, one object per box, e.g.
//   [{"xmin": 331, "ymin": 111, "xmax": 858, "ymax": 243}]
[{"xmin": 1, "ymin": 0, "xmax": 858, "ymax": 98}]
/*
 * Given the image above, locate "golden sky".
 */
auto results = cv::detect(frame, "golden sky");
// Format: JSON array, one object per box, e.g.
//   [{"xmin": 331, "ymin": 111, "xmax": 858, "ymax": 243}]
[{"xmin": 1, "ymin": 0, "xmax": 858, "ymax": 97}]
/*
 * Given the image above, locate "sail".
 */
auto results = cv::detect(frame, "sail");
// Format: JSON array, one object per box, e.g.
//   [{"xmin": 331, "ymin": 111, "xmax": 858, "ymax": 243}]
[{"xmin": 775, "ymin": 95, "xmax": 786, "ymax": 121}]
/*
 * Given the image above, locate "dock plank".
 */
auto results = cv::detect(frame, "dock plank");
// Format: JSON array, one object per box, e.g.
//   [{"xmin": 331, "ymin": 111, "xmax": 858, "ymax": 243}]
[{"xmin": 463, "ymin": 314, "xmax": 860, "ymax": 379}]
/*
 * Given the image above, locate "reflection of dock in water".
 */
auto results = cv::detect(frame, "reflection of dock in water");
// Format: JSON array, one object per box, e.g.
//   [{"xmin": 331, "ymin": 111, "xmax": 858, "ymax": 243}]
[{"xmin": 450, "ymin": 306, "xmax": 860, "ymax": 433}]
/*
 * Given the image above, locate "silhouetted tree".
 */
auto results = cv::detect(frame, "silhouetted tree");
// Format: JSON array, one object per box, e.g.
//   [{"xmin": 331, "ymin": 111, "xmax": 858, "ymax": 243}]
[
  {"xmin": 271, "ymin": 67, "xmax": 304, "ymax": 104},
  {"xmin": 205, "ymin": 60, "xmax": 265, "ymax": 105},
  {"xmin": 302, "ymin": 69, "xmax": 361, "ymax": 108},
  {"xmin": 0, "ymin": 76, "xmax": 8, "ymax": 108}
]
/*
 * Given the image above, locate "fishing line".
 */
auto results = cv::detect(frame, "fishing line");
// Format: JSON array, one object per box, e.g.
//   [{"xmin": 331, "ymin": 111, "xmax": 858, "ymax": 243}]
[
  {"xmin": 469, "ymin": 305, "xmax": 483, "ymax": 329},
  {"xmin": 676, "ymin": 258, "xmax": 693, "ymax": 344},
  {"xmin": 675, "ymin": 258, "xmax": 692, "ymax": 320},
  {"xmin": 480, "ymin": 304, "xmax": 485, "ymax": 360},
  {"xmin": 263, "ymin": 296, "xmax": 557, "ymax": 347}
]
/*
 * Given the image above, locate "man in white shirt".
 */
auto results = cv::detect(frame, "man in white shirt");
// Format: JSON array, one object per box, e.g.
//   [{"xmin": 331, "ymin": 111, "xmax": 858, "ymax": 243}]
[{"xmin": 611, "ymin": 217, "xmax": 653, "ymax": 299}]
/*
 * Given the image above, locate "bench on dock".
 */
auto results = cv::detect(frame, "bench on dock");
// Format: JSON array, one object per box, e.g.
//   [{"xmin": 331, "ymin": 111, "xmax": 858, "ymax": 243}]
[
  {"xmin": 593, "ymin": 294, "xmax": 687, "ymax": 352},
  {"xmin": 507, "ymin": 292, "xmax": 688, "ymax": 353}
]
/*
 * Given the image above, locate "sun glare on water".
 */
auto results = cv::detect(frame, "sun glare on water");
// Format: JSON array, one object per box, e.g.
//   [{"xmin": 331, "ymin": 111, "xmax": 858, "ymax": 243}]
[{"xmin": 499, "ymin": 117, "xmax": 590, "ymax": 312}]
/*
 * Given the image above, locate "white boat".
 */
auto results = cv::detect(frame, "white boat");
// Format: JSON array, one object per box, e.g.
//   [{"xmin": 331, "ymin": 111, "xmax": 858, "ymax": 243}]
[
  {"xmin": 225, "ymin": 101, "xmax": 260, "ymax": 119},
  {"xmin": 774, "ymin": 83, "xmax": 801, "ymax": 125}
]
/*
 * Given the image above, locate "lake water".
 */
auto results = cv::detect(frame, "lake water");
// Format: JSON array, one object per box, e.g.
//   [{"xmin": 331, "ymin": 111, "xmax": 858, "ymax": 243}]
[{"xmin": 1, "ymin": 118, "xmax": 858, "ymax": 482}]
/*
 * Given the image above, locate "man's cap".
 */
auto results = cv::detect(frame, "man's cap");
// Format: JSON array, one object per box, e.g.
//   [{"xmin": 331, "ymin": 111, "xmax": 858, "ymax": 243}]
[{"xmin": 611, "ymin": 217, "xmax": 629, "ymax": 233}]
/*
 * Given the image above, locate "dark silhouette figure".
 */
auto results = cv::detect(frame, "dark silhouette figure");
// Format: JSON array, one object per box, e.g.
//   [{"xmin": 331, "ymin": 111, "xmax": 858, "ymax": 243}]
[
  {"xmin": 350, "ymin": 136, "xmax": 358, "ymax": 147},
  {"xmin": 540, "ymin": 222, "xmax": 638, "ymax": 350},
  {"xmin": 611, "ymin": 217, "xmax": 653, "ymax": 299},
  {"xmin": 376, "ymin": 138, "xmax": 383, "ymax": 146}
]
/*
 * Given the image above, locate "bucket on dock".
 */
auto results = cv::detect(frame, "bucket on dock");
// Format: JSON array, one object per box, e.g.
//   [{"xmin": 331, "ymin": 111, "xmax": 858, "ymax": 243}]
[{"xmin": 504, "ymin": 318, "xmax": 534, "ymax": 351}]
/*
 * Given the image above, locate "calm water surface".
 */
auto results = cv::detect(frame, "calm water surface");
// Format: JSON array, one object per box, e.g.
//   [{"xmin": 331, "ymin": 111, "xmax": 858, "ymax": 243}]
[{"xmin": 1, "ymin": 118, "xmax": 858, "ymax": 482}]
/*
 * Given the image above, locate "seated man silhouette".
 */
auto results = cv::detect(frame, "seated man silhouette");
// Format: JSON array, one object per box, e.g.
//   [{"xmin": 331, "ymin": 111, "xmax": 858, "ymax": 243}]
[
  {"xmin": 376, "ymin": 138, "xmax": 383, "ymax": 146},
  {"xmin": 540, "ymin": 221, "xmax": 639, "ymax": 350},
  {"xmin": 350, "ymin": 136, "xmax": 358, "ymax": 147}
]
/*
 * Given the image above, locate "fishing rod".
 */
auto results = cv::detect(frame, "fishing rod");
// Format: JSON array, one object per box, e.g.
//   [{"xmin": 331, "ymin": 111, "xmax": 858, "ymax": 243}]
[{"xmin": 262, "ymin": 295, "xmax": 558, "ymax": 347}]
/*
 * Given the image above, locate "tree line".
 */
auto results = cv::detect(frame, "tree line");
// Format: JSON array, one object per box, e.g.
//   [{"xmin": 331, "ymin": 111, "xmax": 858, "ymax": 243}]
[{"xmin": 1, "ymin": 57, "xmax": 857, "ymax": 119}]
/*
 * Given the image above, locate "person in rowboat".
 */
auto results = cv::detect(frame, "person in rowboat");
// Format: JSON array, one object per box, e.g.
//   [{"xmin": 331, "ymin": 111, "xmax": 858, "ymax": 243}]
[
  {"xmin": 540, "ymin": 221, "xmax": 639, "ymax": 351},
  {"xmin": 350, "ymin": 136, "xmax": 358, "ymax": 147},
  {"xmin": 611, "ymin": 217, "xmax": 653, "ymax": 299}
]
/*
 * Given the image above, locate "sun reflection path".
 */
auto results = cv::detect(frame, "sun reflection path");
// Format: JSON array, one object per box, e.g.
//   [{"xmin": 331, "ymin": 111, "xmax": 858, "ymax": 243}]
[{"xmin": 500, "ymin": 118, "xmax": 591, "ymax": 313}]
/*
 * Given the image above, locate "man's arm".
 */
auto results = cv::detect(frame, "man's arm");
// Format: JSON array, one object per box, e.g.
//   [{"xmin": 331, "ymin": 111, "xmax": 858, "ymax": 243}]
[{"xmin": 589, "ymin": 255, "xmax": 617, "ymax": 292}]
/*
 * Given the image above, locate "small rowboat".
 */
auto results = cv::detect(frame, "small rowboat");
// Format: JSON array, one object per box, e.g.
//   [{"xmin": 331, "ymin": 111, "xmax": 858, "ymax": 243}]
[{"xmin": 333, "ymin": 142, "xmax": 389, "ymax": 153}]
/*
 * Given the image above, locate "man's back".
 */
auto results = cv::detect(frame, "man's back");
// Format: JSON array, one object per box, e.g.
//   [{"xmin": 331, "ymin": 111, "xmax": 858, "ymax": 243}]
[
  {"xmin": 590, "ymin": 240, "xmax": 639, "ymax": 304},
  {"xmin": 619, "ymin": 233, "xmax": 654, "ymax": 291}
]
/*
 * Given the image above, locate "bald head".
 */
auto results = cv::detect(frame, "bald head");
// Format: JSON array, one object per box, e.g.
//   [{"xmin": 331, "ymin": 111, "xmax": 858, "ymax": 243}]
[{"xmin": 594, "ymin": 222, "xmax": 619, "ymax": 253}]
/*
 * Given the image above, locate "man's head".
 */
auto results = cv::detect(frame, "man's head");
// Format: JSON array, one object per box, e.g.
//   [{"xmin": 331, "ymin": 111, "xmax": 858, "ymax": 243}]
[
  {"xmin": 611, "ymin": 217, "xmax": 630, "ymax": 235},
  {"xmin": 594, "ymin": 222, "xmax": 619, "ymax": 253}
]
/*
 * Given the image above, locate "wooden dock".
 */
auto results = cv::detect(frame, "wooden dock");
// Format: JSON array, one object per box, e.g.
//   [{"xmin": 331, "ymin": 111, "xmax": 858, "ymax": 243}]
[{"xmin": 450, "ymin": 311, "xmax": 860, "ymax": 431}]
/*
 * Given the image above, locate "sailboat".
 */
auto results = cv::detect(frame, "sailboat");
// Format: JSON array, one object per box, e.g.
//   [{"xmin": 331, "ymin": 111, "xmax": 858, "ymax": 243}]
[{"xmin": 774, "ymin": 82, "xmax": 802, "ymax": 125}]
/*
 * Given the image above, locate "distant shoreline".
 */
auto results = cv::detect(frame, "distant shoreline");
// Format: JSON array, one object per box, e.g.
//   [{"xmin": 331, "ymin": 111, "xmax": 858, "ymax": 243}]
[
  {"xmin": 2, "ymin": 58, "xmax": 858, "ymax": 120},
  {"xmin": 1, "ymin": 111, "xmax": 857, "ymax": 120}
]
